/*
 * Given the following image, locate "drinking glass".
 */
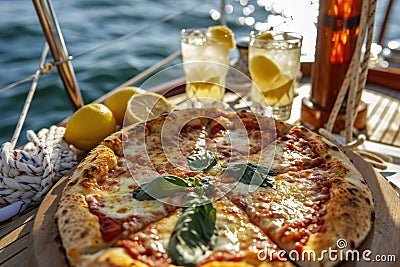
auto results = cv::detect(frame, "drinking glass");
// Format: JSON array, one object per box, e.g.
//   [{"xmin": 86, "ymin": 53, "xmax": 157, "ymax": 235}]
[
  {"xmin": 181, "ymin": 28, "xmax": 231, "ymax": 106},
  {"xmin": 249, "ymin": 31, "xmax": 302, "ymax": 120}
]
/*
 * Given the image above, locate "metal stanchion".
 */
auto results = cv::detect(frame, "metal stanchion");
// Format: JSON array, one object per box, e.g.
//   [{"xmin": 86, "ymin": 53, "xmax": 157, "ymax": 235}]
[{"xmin": 32, "ymin": 0, "xmax": 83, "ymax": 110}]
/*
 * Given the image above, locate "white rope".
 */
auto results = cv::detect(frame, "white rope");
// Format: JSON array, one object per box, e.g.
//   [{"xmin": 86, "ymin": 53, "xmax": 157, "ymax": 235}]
[
  {"xmin": 0, "ymin": 126, "xmax": 77, "ymax": 205},
  {"xmin": 352, "ymin": 0, "xmax": 378, "ymax": 120},
  {"xmin": 344, "ymin": 0, "xmax": 371, "ymax": 143}
]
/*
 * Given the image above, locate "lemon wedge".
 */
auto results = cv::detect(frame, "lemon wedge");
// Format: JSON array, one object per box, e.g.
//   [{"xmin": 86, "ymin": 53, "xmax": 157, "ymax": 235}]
[
  {"xmin": 258, "ymin": 32, "xmax": 274, "ymax": 40},
  {"xmin": 104, "ymin": 86, "xmax": 138, "ymax": 125},
  {"xmin": 64, "ymin": 103, "xmax": 116, "ymax": 151},
  {"xmin": 249, "ymin": 55, "xmax": 281, "ymax": 87},
  {"xmin": 262, "ymin": 77, "xmax": 294, "ymax": 101},
  {"xmin": 125, "ymin": 92, "xmax": 174, "ymax": 124},
  {"xmin": 207, "ymin": 25, "xmax": 236, "ymax": 49}
]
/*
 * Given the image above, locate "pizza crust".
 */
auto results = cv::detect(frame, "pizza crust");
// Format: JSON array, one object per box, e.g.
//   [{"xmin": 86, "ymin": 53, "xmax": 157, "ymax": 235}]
[
  {"xmin": 82, "ymin": 248, "xmax": 147, "ymax": 267},
  {"xmin": 101, "ymin": 131, "xmax": 124, "ymax": 157},
  {"xmin": 55, "ymin": 145, "xmax": 118, "ymax": 266},
  {"xmin": 301, "ymin": 138, "xmax": 374, "ymax": 267},
  {"xmin": 84, "ymin": 252, "xmax": 290, "ymax": 267}
]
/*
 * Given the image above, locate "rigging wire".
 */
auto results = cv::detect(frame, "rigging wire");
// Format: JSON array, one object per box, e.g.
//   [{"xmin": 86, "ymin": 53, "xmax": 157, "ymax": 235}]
[{"xmin": 10, "ymin": 44, "xmax": 50, "ymax": 149}]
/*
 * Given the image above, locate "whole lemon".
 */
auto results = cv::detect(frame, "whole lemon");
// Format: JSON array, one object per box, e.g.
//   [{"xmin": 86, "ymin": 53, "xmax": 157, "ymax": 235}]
[
  {"xmin": 64, "ymin": 103, "xmax": 116, "ymax": 151},
  {"xmin": 104, "ymin": 87, "xmax": 138, "ymax": 125}
]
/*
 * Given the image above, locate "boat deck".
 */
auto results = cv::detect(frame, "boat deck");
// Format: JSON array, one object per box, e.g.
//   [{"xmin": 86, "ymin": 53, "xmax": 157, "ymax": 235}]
[{"xmin": 1, "ymin": 83, "xmax": 400, "ymax": 267}]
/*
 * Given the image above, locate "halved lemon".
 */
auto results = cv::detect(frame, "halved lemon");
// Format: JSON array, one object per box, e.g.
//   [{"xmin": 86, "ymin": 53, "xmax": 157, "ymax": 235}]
[
  {"xmin": 207, "ymin": 25, "xmax": 236, "ymax": 49},
  {"xmin": 125, "ymin": 92, "xmax": 174, "ymax": 125},
  {"xmin": 249, "ymin": 55, "xmax": 281, "ymax": 87}
]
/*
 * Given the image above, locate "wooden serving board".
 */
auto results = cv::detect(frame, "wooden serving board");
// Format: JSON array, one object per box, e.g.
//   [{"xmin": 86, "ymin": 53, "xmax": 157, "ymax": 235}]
[{"xmin": 30, "ymin": 149, "xmax": 400, "ymax": 267}]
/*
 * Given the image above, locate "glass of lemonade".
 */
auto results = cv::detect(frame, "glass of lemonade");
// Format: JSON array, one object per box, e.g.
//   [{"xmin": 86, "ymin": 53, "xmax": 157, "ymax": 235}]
[
  {"xmin": 181, "ymin": 27, "xmax": 235, "ymax": 106},
  {"xmin": 249, "ymin": 31, "xmax": 302, "ymax": 120}
]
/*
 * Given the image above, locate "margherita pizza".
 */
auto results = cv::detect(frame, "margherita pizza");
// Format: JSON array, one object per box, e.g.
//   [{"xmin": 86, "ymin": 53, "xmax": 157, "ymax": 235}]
[{"xmin": 55, "ymin": 108, "xmax": 374, "ymax": 267}]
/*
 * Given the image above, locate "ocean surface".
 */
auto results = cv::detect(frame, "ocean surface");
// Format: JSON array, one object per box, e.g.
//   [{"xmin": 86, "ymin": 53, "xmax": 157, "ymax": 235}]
[{"xmin": 0, "ymin": 0, "xmax": 399, "ymax": 146}]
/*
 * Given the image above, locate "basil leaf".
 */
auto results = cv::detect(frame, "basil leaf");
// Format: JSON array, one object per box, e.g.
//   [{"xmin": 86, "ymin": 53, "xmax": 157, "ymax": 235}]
[
  {"xmin": 131, "ymin": 175, "xmax": 189, "ymax": 201},
  {"xmin": 168, "ymin": 192, "xmax": 218, "ymax": 266},
  {"xmin": 194, "ymin": 181, "xmax": 214, "ymax": 197},
  {"xmin": 187, "ymin": 150, "xmax": 218, "ymax": 172},
  {"xmin": 185, "ymin": 177, "xmax": 203, "ymax": 187},
  {"xmin": 225, "ymin": 162, "xmax": 277, "ymax": 188}
]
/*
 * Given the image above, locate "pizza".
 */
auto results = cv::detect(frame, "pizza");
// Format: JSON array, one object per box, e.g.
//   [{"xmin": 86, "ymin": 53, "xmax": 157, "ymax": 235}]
[{"xmin": 55, "ymin": 108, "xmax": 374, "ymax": 267}]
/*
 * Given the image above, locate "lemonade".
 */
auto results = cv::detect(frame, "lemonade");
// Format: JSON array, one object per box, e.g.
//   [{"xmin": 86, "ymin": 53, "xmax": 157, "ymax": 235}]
[
  {"xmin": 249, "ymin": 31, "xmax": 302, "ymax": 120},
  {"xmin": 185, "ymin": 81, "xmax": 225, "ymax": 100},
  {"xmin": 181, "ymin": 62, "xmax": 226, "ymax": 101},
  {"xmin": 181, "ymin": 26, "xmax": 235, "ymax": 105}
]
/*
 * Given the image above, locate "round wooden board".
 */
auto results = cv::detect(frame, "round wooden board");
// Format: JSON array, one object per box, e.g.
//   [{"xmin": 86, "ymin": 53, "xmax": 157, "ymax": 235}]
[{"xmin": 31, "ymin": 149, "xmax": 400, "ymax": 267}]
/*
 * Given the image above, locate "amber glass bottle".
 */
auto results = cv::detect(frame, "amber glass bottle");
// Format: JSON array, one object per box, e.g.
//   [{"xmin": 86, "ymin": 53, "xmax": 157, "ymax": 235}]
[
  {"xmin": 311, "ymin": 0, "xmax": 361, "ymax": 110},
  {"xmin": 301, "ymin": 0, "xmax": 366, "ymax": 131}
]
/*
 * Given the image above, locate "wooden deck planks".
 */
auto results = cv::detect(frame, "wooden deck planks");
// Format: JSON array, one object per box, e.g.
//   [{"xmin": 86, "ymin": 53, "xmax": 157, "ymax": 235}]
[
  {"xmin": 0, "ymin": 234, "xmax": 30, "ymax": 266},
  {"xmin": 0, "ymin": 209, "xmax": 35, "ymax": 239},
  {"xmin": 0, "ymin": 209, "xmax": 36, "ymax": 267},
  {"xmin": 380, "ymin": 103, "xmax": 400, "ymax": 145},
  {"xmin": 0, "ymin": 246, "xmax": 29, "ymax": 267},
  {"xmin": 362, "ymin": 90, "xmax": 400, "ymax": 146},
  {"xmin": 0, "ymin": 220, "xmax": 32, "ymax": 250},
  {"xmin": 365, "ymin": 96, "xmax": 391, "ymax": 136},
  {"xmin": 393, "ymin": 131, "xmax": 400, "ymax": 147}
]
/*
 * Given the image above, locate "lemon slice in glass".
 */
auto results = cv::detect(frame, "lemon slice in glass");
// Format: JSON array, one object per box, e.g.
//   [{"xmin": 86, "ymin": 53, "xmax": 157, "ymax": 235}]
[
  {"xmin": 125, "ymin": 92, "xmax": 174, "ymax": 124},
  {"xmin": 263, "ymin": 77, "xmax": 294, "ymax": 101},
  {"xmin": 249, "ymin": 55, "xmax": 281, "ymax": 87},
  {"xmin": 258, "ymin": 32, "xmax": 274, "ymax": 40},
  {"xmin": 206, "ymin": 25, "xmax": 236, "ymax": 49}
]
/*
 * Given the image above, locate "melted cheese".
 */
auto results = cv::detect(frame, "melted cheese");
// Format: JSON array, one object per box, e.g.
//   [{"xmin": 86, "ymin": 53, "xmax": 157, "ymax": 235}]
[
  {"xmin": 115, "ymin": 198, "xmax": 284, "ymax": 265},
  {"xmin": 89, "ymin": 193, "xmax": 168, "ymax": 220}
]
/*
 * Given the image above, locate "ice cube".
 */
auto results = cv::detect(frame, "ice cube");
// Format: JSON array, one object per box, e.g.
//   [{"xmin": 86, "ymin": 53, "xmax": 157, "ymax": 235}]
[
  {"xmin": 273, "ymin": 33, "xmax": 285, "ymax": 41},
  {"xmin": 188, "ymin": 30, "xmax": 207, "ymax": 45}
]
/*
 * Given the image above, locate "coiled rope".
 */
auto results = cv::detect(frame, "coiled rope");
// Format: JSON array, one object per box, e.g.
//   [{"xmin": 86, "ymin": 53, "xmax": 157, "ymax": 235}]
[{"xmin": 0, "ymin": 126, "xmax": 76, "ymax": 205}]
